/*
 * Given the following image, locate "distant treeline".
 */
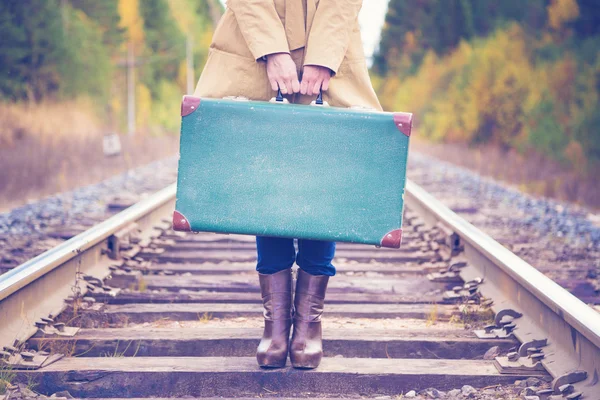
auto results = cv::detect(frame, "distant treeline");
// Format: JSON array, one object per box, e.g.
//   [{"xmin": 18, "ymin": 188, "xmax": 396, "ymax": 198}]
[
  {"xmin": 0, "ymin": 0, "xmax": 220, "ymax": 133},
  {"xmin": 374, "ymin": 0, "xmax": 600, "ymax": 174}
]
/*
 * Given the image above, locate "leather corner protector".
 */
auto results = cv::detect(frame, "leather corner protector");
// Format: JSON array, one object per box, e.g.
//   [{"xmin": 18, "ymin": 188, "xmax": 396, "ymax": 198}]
[
  {"xmin": 172, "ymin": 210, "xmax": 191, "ymax": 231},
  {"xmin": 181, "ymin": 96, "xmax": 201, "ymax": 117},
  {"xmin": 393, "ymin": 112, "xmax": 413, "ymax": 137},
  {"xmin": 381, "ymin": 229, "xmax": 402, "ymax": 248}
]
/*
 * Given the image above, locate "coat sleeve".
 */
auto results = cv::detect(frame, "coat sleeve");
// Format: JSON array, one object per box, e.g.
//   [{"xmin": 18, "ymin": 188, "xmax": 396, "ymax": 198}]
[
  {"xmin": 227, "ymin": 0, "xmax": 290, "ymax": 60},
  {"xmin": 303, "ymin": 0, "xmax": 362, "ymax": 74}
]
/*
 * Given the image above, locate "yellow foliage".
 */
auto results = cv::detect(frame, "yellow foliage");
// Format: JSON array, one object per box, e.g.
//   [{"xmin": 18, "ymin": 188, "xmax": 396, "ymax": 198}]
[
  {"xmin": 200, "ymin": 26, "xmax": 214, "ymax": 49},
  {"xmin": 383, "ymin": 25, "xmax": 536, "ymax": 148},
  {"xmin": 404, "ymin": 31, "xmax": 418, "ymax": 53},
  {"xmin": 118, "ymin": 0, "xmax": 145, "ymax": 45},
  {"xmin": 150, "ymin": 80, "xmax": 183, "ymax": 134},
  {"xmin": 168, "ymin": 0, "xmax": 195, "ymax": 34},
  {"xmin": 547, "ymin": 0, "xmax": 580, "ymax": 31},
  {"xmin": 376, "ymin": 20, "xmax": 600, "ymax": 174},
  {"xmin": 177, "ymin": 60, "xmax": 189, "ymax": 92},
  {"xmin": 379, "ymin": 75, "xmax": 402, "ymax": 111},
  {"xmin": 136, "ymin": 83, "xmax": 152, "ymax": 133}
]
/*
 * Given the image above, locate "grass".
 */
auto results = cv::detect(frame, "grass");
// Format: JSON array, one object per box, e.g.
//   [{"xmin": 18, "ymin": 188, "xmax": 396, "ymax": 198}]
[
  {"xmin": 129, "ymin": 277, "xmax": 148, "ymax": 292},
  {"xmin": 100, "ymin": 340, "xmax": 141, "ymax": 358},
  {"xmin": 0, "ymin": 365, "xmax": 16, "ymax": 394},
  {"xmin": 0, "ymin": 99, "xmax": 178, "ymax": 212},
  {"xmin": 24, "ymin": 375, "xmax": 38, "ymax": 393},
  {"xmin": 0, "ymin": 365, "xmax": 40, "ymax": 396},
  {"xmin": 426, "ymin": 303, "xmax": 438, "ymax": 327},
  {"xmin": 197, "ymin": 312, "xmax": 213, "ymax": 323},
  {"xmin": 459, "ymin": 303, "xmax": 495, "ymax": 328},
  {"xmin": 0, "ymin": 99, "xmax": 101, "ymax": 147}
]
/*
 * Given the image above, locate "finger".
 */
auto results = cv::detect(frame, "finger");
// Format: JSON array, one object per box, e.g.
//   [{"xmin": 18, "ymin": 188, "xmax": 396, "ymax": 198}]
[
  {"xmin": 300, "ymin": 79, "xmax": 309, "ymax": 95},
  {"xmin": 278, "ymin": 79, "xmax": 288, "ymax": 94},
  {"xmin": 285, "ymin": 79, "xmax": 294, "ymax": 95},
  {"xmin": 312, "ymin": 79, "xmax": 322, "ymax": 96},
  {"xmin": 269, "ymin": 79, "xmax": 278, "ymax": 92},
  {"xmin": 291, "ymin": 78, "xmax": 300, "ymax": 93},
  {"xmin": 322, "ymin": 76, "xmax": 330, "ymax": 91}
]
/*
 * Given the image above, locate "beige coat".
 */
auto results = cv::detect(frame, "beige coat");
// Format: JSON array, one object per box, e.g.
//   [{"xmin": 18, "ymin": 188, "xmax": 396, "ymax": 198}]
[{"xmin": 194, "ymin": 0, "xmax": 382, "ymax": 110}]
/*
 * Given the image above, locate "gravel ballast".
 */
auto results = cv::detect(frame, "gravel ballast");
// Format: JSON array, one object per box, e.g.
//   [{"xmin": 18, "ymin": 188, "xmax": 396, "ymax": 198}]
[{"xmin": 1, "ymin": 151, "xmax": 598, "ymax": 304}]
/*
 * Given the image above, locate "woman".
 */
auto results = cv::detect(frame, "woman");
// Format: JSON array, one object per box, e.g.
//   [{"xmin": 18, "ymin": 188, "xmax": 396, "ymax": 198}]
[{"xmin": 194, "ymin": 0, "xmax": 382, "ymax": 369}]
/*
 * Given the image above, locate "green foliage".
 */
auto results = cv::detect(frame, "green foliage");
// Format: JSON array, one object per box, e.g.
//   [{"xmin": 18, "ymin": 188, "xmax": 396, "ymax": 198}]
[
  {"xmin": 373, "ymin": 0, "xmax": 547, "ymax": 74},
  {"xmin": 69, "ymin": 0, "xmax": 125, "ymax": 48},
  {"xmin": 0, "ymin": 0, "xmax": 114, "ymax": 101},
  {"xmin": 0, "ymin": 0, "xmax": 66, "ymax": 101},
  {"xmin": 151, "ymin": 80, "xmax": 186, "ymax": 134},
  {"xmin": 59, "ymin": 8, "xmax": 112, "ymax": 100},
  {"xmin": 526, "ymin": 98, "xmax": 569, "ymax": 160},
  {"xmin": 570, "ymin": 0, "xmax": 600, "ymax": 37},
  {"xmin": 376, "ymin": 0, "xmax": 600, "ymax": 174},
  {"xmin": 139, "ymin": 0, "xmax": 185, "ymax": 96},
  {"xmin": 0, "ymin": 0, "xmax": 217, "ymax": 135}
]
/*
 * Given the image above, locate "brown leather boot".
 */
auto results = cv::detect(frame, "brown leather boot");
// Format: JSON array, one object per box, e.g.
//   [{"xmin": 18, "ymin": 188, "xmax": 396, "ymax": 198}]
[
  {"xmin": 256, "ymin": 268, "xmax": 293, "ymax": 368},
  {"xmin": 290, "ymin": 268, "xmax": 330, "ymax": 369}
]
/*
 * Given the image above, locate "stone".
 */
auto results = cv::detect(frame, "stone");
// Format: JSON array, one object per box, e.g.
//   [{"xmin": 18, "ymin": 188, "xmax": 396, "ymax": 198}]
[
  {"xmin": 52, "ymin": 392, "xmax": 73, "ymax": 399},
  {"xmin": 483, "ymin": 345, "xmax": 500, "ymax": 360},
  {"xmin": 405, "ymin": 390, "xmax": 417, "ymax": 398},
  {"xmin": 521, "ymin": 387, "xmax": 536, "ymax": 396},
  {"xmin": 447, "ymin": 389, "xmax": 461, "ymax": 398},
  {"xmin": 523, "ymin": 396, "xmax": 540, "ymax": 400},
  {"xmin": 526, "ymin": 377, "xmax": 542, "ymax": 387},
  {"xmin": 19, "ymin": 387, "xmax": 38, "ymax": 399},
  {"xmin": 514, "ymin": 380, "xmax": 528, "ymax": 388},
  {"xmin": 461, "ymin": 385, "xmax": 477, "ymax": 397},
  {"xmin": 425, "ymin": 388, "xmax": 444, "ymax": 398}
]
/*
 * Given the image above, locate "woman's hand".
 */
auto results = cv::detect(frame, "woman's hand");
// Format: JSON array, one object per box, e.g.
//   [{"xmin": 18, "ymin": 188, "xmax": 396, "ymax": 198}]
[
  {"xmin": 266, "ymin": 53, "xmax": 300, "ymax": 95},
  {"xmin": 300, "ymin": 65, "xmax": 332, "ymax": 95}
]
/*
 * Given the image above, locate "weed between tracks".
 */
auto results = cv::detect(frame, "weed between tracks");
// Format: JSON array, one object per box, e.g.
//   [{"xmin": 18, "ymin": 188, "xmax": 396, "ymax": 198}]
[
  {"xmin": 461, "ymin": 303, "xmax": 495, "ymax": 328},
  {"xmin": 425, "ymin": 300, "xmax": 494, "ymax": 329},
  {"xmin": 197, "ymin": 312, "xmax": 213, "ymax": 323},
  {"xmin": 101, "ymin": 340, "xmax": 142, "ymax": 358},
  {"xmin": 33, "ymin": 337, "xmax": 78, "ymax": 358},
  {"xmin": 0, "ymin": 365, "xmax": 16, "ymax": 394},
  {"xmin": 426, "ymin": 304, "xmax": 438, "ymax": 327},
  {"xmin": 129, "ymin": 277, "xmax": 148, "ymax": 292}
]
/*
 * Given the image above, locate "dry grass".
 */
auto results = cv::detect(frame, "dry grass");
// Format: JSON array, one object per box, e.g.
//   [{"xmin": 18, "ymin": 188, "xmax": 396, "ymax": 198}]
[
  {"xmin": 410, "ymin": 137, "xmax": 600, "ymax": 211},
  {"xmin": 0, "ymin": 365, "xmax": 16, "ymax": 394},
  {"xmin": 0, "ymin": 99, "xmax": 102, "ymax": 147},
  {"xmin": 0, "ymin": 100, "xmax": 178, "ymax": 211}
]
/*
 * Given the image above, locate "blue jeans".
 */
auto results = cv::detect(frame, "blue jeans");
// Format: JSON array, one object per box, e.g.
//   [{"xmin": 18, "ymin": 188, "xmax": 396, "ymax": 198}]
[{"xmin": 256, "ymin": 236, "xmax": 336, "ymax": 276}]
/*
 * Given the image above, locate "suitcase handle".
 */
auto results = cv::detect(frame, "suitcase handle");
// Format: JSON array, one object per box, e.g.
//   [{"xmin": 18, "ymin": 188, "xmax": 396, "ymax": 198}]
[{"xmin": 275, "ymin": 88, "xmax": 324, "ymax": 105}]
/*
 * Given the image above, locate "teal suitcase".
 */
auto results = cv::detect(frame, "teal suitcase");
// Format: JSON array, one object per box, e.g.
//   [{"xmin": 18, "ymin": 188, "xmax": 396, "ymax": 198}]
[{"xmin": 173, "ymin": 95, "xmax": 412, "ymax": 248}]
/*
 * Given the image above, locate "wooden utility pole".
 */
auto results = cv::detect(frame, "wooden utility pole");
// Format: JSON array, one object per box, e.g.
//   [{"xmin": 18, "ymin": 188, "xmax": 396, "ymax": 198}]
[{"xmin": 127, "ymin": 41, "xmax": 136, "ymax": 136}]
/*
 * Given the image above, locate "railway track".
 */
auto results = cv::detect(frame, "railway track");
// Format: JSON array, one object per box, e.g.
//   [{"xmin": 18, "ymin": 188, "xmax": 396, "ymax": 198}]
[{"xmin": 0, "ymin": 181, "xmax": 599, "ymax": 399}]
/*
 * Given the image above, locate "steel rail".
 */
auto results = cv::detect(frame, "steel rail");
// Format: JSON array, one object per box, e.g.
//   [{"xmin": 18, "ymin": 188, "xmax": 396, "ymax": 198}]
[
  {"xmin": 0, "ymin": 184, "xmax": 176, "ymax": 348},
  {"xmin": 0, "ymin": 184, "xmax": 176, "ymax": 300},
  {"xmin": 406, "ymin": 180, "xmax": 600, "ymax": 346},
  {"xmin": 1, "ymin": 179, "xmax": 598, "ymax": 395},
  {"xmin": 405, "ymin": 180, "xmax": 600, "ymax": 396}
]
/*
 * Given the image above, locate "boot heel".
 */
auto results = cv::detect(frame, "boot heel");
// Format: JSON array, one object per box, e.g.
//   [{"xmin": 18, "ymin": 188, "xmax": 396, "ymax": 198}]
[
  {"xmin": 289, "ymin": 269, "xmax": 329, "ymax": 369},
  {"xmin": 256, "ymin": 269, "xmax": 293, "ymax": 368}
]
